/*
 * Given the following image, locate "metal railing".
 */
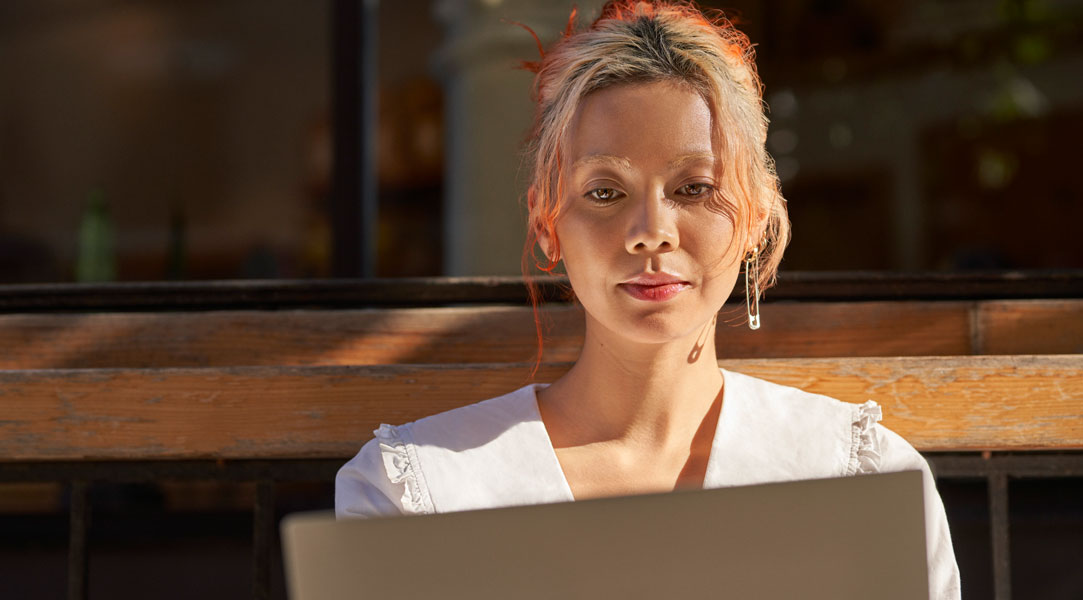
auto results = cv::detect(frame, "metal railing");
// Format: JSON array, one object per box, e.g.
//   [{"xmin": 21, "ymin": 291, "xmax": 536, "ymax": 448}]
[{"xmin": 3, "ymin": 452, "xmax": 1082, "ymax": 600}]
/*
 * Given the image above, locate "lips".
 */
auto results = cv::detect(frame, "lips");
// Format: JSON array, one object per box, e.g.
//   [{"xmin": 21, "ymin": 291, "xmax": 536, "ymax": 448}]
[{"xmin": 618, "ymin": 273, "xmax": 691, "ymax": 302}]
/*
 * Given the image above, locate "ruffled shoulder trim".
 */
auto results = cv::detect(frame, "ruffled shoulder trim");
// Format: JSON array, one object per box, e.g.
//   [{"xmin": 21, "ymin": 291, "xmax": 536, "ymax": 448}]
[
  {"xmin": 846, "ymin": 400, "xmax": 883, "ymax": 476},
  {"xmin": 373, "ymin": 423, "xmax": 435, "ymax": 514}
]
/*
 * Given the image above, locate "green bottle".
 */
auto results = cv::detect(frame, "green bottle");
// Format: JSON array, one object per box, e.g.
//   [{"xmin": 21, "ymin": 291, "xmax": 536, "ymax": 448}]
[{"xmin": 75, "ymin": 189, "xmax": 117, "ymax": 282}]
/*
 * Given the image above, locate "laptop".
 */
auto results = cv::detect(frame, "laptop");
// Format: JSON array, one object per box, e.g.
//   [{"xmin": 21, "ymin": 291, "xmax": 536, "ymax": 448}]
[{"xmin": 282, "ymin": 470, "xmax": 928, "ymax": 600}]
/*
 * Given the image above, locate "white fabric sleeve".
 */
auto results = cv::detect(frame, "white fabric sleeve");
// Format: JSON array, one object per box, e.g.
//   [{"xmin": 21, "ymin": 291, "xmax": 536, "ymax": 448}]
[
  {"xmin": 874, "ymin": 424, "xmax": 962, "ymax": 600},
  {"xmin": 335, "ymin": 437, "xmax": 405, "ymax": 518}
]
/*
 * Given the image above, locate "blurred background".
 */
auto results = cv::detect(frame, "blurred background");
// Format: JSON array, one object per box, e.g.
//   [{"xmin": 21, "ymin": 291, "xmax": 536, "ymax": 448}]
[
  {"xmin": 1, "ymin": 0, "xmax": 1080, "ymax": 285},
  {"xmin": 1, "ymin": 1, "xmax": 1081, "ymax": 599}
]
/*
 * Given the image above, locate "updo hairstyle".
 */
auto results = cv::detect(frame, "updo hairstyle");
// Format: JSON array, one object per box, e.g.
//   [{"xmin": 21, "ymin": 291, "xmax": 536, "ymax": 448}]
[{"xmin": 522, "ymin": 0, "xmax": 789, "ymax": 290}]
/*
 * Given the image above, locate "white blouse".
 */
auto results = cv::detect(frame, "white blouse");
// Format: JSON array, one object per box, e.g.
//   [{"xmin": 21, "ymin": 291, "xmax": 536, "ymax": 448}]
[{"xmin": 336, "ymin": 368, "xmax": 962, "ymax": 600}]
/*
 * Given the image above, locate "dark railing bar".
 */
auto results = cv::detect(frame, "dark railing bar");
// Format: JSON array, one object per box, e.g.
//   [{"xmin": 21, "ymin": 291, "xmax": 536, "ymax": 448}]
[
  {"xmin": 0, "ymin": 455, "xmax": 1076, "ymax": 600},
  {"xmin": 926, "ymin": 453, "xmax": 1083, "ymax": 478},
  {"xmin": 989, "ymin": 472, "xmax": 1012, "ymax": 600},
  {"xmin": 67, "ymin": 480, "xmax": 89, "ymax": 600},
  {"xmin": 0, "ymin": 459, "xmax": 342, "ymax": 483},
  {"xmin": 1, "ymin": 270, "xmax": 1080, "ymax": 312},
  {"xmin": 253, "ymin": 480, "xmax": 275, "ymax": 600},
  {"xmin": 3, "ymin": 454, "xmax": 1081, "ymax": 483}
]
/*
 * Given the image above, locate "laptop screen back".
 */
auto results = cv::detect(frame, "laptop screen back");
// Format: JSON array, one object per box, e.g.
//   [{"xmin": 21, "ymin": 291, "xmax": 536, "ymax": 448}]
[{"xmin": 283, "ymin": 470, "xmax": 928, "ymax": 600}]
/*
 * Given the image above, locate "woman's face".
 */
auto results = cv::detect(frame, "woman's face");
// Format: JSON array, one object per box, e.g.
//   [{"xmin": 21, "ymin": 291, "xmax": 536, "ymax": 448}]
[{"xmin": 547, "ymin": 80, "xmax": 743, "ymax": 345}]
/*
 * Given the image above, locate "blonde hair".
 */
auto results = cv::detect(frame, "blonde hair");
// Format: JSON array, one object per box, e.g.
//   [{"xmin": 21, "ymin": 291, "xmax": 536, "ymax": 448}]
[{"xmin": 522, "ymin": 0, "xmax": 789, "ymax": 293}]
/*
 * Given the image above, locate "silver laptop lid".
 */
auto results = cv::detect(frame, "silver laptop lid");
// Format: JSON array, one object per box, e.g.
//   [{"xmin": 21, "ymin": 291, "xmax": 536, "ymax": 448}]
[{"xmin": 283, "ymin": 470, "xmax": 927, "ymax": 600}]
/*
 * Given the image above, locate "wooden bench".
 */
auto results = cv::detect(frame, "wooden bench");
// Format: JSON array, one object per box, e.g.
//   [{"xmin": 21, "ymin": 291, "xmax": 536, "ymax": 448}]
[
  {"xmin": 2, "ymin": 298, "xmax": 1080, "ymax": 368},
  {"xmin": 2, "ymin": 355, "xmax": 1081, "ymax": 461},
  {"xmin": 1, "ymin": 273, "xmax": 1080, "ymax": 600}
]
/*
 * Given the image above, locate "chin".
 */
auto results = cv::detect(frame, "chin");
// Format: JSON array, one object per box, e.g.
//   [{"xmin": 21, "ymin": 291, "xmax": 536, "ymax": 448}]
[{"xmin": 600, "ymin": 306, "xmax": 710, "ymax": 346}]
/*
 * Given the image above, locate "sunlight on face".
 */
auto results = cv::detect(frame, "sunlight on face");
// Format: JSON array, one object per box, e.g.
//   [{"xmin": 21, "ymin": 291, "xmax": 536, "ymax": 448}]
[{"xmin": 552, "ymin": 81, "xmax": 742, "ymax": 345}]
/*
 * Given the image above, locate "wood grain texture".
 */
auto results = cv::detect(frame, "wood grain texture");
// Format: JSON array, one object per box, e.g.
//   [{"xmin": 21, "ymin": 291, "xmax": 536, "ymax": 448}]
[
  {"xmin": 977, "ymin": 300, "xmax": 1083, "ymax": 355},
  {"xmin": 1, "ymin": 355, "xmax": 1079, "ymax": 460},
  {"xmin": 0, "ymin": 307, "xmax": 577, "ymax": 368},
  {"xmin": 714, "ymin": 300, "xmax": 972, "ymax": 358},
  {"xmin": 6, "ymin": 300, "xmax": 1077, "ymax": 368}
]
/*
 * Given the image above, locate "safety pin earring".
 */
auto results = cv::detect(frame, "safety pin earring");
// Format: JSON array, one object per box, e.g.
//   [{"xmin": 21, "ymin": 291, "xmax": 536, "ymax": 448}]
[{"xmin": 744, "ymin": 239, "xmax": 762, "ymax": 330}]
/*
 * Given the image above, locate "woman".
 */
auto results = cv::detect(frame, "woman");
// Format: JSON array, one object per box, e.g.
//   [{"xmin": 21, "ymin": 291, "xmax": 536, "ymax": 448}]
[{"xmin": 337, "ymin": 2, "xmax": 961, "ymax": 598}]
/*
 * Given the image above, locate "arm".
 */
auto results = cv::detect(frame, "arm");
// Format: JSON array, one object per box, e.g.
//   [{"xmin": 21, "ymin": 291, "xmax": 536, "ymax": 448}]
[
  {"xmin": 335, "ymin": 437, "xmax": 405, "ymax": 518},
  {"xmin": 875, "ymin": 424, "xmax": 962, "ymax": 600}
]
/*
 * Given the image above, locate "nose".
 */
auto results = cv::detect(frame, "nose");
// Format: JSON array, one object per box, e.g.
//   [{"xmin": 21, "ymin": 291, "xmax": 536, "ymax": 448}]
[{"xmin": 624, "ymin": 189, "xmax": 679, "ymax": 255}]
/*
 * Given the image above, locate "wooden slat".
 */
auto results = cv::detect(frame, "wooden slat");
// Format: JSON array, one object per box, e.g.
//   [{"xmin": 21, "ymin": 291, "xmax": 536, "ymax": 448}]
[
  {"xmin": 1, "ymin": 356, "xmax": 1079, "ymax": 460},
  {"xmin": 0, "ymin": 307, "xmax": 575, "ymax": 368},
  {"xmin": 6, "ymin": 300, "xmax": 1079, "ymax": 368},
  {"xmin": 977, "ymin": 299, "xmax": 1083, "ymax": 355},
  {"xmin": 727, "ymin": 356, "xmax": 1083, "ymax": 451},
  {"xmin": 714, "ymin": 300, "xmax": 972, "ymax": 358}
]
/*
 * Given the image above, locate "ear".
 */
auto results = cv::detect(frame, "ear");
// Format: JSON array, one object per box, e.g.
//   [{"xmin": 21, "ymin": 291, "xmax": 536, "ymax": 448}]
[
  {"xmin": 749, "ymin": 212, "xmax": 769, "ymax": 252},
  {"xmin": 536, "ymin": 223, "xmax": 558, "ymax": 264}
]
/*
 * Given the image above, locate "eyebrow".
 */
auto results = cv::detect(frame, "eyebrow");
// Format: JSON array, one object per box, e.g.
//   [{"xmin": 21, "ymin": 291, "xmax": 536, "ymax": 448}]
[
  {"xmin": 570, "ymin": 152, "xmax": 715, "ymax": 171},
  {"xmin": 570, "ymin": 154, "xmax": 633, "ymax": 171},
  {"xmin": 666, "ymin": 152, "xmax": 716, "ymax": 169}
]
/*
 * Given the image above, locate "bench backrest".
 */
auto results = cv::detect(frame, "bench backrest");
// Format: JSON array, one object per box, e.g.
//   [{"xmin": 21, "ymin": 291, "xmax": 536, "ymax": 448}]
[
  {"xmin": 2, "ymin": 299, "xmax": 1080, "ymax": 368},
  {"xmin": 2, "ymin": 355, "xmax": 1080, "ymax": 461},
  {"xmin": 2, "ymin": 275, "xmax": 1080, "ymax": 461}
]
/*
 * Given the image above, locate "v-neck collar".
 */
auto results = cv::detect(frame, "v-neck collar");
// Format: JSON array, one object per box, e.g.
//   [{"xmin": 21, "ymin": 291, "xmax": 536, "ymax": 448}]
[
  {"xmin": 523, "ymin": 382, "xmax": 575, "ymax": 502},
  {"xmin": 404, "ymin": 367, "xmax": 855, "ymax": 514},
  {"xmin": 524, "ymin": 368, "xmax": 739, "ymax": 500}
]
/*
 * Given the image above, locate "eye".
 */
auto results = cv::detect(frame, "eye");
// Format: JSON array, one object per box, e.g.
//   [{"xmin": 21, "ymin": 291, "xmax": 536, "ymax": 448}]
[
  {"xmin": 585, "ymin": 188, "xmax": 623, "ymax": 204},
  {"xmin": 677, "ymin": 182, "xmax": 713, "ymax": 198}
]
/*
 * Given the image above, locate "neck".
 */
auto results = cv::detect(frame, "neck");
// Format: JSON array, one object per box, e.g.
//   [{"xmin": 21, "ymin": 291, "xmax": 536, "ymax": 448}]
[{"xmin": 539, "ymin": 313, "xmax": 723, "ymax": 450}]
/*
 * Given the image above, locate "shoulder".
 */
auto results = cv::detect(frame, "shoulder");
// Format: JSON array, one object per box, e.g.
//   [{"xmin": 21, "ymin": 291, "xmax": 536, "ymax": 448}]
[
  {"xmin": 721, "ymin": 370, "xmax": 960, "ymax": 598},
  {"xmin": 725, "ymin": 368, "xmax": 862, "ymax": 419},
  {"xmin": 736, "ymin": 371, "xmax": 928, "ymax": 476},
  {"xmin": 713, "ymin": 369, "xmax": 885, "ymax": 483},
  {"xmin": 335, "ymin": 433, "xmax": 406, "ymax": 518},
  {"xmin": 335, "ymin": 384, "xmax": 559, "ymax": 517},
  {"xmin": 405, "ymin": 383, "xmax": 543, "ymax": 449},
  {"xmin": 722, "ymin": 369, "xmax": 878, "ymax": 453},
  {"xmin": 727, "ymin": 370, "xmax": 922, "ymax": 469}
]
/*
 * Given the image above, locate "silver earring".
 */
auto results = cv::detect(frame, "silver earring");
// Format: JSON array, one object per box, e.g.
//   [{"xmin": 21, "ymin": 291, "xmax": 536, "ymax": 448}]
[{"xmin": 744, "ymin": 241, "xmax": 762, "ymax": 330}]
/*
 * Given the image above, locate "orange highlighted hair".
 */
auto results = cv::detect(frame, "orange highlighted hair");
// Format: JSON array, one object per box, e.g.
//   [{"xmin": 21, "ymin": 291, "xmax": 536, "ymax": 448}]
[{"xmin": 519, "ymin": 1, "xmax": 790, "ymax": 377}]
